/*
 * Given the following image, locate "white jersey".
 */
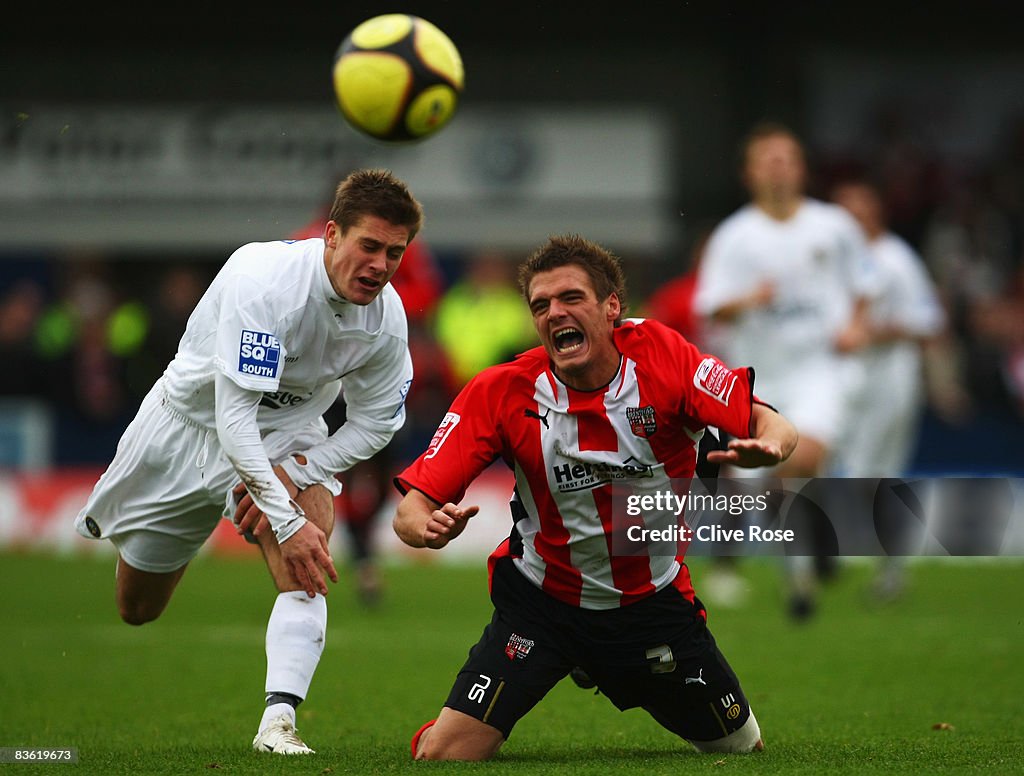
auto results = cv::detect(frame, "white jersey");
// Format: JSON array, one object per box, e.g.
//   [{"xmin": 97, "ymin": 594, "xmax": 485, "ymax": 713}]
[
  {"xmin": 693, "ymin": 198, "xmax": 879, "ymax": 376},
  {"xmin": 162, "ymin": 237, "xmax": 413, "ymax": 538},
  {"xmin": 858, "ymin": 232, "xmax": 945, "ymax": 383},
  {"xmin": 836, "ymin": 231, "xmax": 945, "ymax": 476}
]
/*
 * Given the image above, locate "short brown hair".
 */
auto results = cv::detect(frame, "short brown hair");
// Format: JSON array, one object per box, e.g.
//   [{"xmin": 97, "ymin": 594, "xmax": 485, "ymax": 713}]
[
  {"xmin": 329, "ymin": 169, "xmax": 424, "ymax": 240},
  {"xmin": 518, "ymin": 234, "xmax": 628, "ymax": 321},
  {"xmin": 738, "ymin": 119, "xmax": 804, "ymax": 169}
]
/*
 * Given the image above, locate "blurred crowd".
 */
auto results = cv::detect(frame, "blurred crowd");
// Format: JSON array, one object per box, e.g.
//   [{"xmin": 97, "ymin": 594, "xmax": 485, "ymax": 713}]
[
  {"xmin": 2, "ymin": 121, "xmax": 1022, "ymax": 608},
  {"xmin": 1, "ymin": 119, "xmax": 1022, "ymax": 476},
  {"xmin": 815, "ymin": 110, "xmax": 1024, "ymax": 430},
  {"xmin": 0, "ymin": 257, "xmax": 213, "ymax": 465}
]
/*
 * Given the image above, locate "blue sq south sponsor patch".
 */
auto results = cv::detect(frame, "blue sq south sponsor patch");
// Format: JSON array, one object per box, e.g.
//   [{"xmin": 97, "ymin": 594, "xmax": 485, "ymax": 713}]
[{"xmin": 238, "ymin": 329, "xmax": 281, "ymax": 379}]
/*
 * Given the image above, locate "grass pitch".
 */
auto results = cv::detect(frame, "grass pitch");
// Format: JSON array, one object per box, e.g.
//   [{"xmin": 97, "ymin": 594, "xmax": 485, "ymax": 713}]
[{"xmin": 1, "ymin": 550, "xmax": 1022, "ymax": 775}]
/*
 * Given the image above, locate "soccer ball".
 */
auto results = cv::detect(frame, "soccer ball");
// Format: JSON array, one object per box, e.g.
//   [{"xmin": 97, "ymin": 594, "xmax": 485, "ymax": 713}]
[{"xmin": 332, "ymin": 14, "xmax": 465, "ymax": 143}]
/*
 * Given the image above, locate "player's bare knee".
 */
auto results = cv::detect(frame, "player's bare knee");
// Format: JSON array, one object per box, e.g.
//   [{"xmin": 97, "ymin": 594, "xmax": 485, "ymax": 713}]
[
  {"xmin": 117, "ymin": 597, "xmax": 163, "ymax": 626},
  {"xmin": 114, "ymin": 561, "xmax": 182, "ymax": 625},
  {"xmin": 417, "ymin": 735, "xmax": 499, "ymax": 762},
  {"xmin": 416, "ymin": 713, "xmax": 503, "ymax": 761},
  {"xmin": 414, "ymin": 728, "xmax": 451, "ymax": 761},
  {"xmin": 691, "ymin": 713, "xmax": 762, "ymax": 754}
]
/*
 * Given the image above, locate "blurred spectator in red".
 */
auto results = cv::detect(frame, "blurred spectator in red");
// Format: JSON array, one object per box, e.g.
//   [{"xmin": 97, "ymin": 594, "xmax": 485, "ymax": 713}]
[
  {"xmin": 0, "ymin": 279, "xmax": 47, "ymax": 398},
  {"xmin": 643, "ymin": 225, "xmax": 714, "ymax": 349}
]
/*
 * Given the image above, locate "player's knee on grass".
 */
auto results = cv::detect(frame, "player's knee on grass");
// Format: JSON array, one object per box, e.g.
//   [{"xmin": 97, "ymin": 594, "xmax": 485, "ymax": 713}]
[
  {"xmin": 415, "ymin": 708, "xmax": 504, "ymax": 761},
  {"xmin": 118, "ymin": 598, "xmax": 163, "ymax": 626},
  {"xmin": 690, "ymin": 713, "xmax": 762, "ymax": 754}
]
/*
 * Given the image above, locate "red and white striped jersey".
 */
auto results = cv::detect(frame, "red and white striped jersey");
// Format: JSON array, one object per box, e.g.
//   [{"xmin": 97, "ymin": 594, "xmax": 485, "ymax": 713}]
[{"xmin": 396, "ymin": 318, "xmax": 757, "ymax": 610}]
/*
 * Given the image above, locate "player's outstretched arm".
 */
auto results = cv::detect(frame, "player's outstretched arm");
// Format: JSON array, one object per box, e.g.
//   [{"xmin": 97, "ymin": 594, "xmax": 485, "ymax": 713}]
[
  {"xmin": 394, "ymin": 489, "xmax": 479, "ymax": 550},
  {"xmin": 706, "ymin": 403, "xmax": 798, "ymax": 469}
]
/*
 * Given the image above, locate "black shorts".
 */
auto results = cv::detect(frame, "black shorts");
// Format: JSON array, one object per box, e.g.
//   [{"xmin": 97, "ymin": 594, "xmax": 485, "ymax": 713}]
[{"xmin": 444, "ymin": 557, "xmax": 752, "ymax": 742}]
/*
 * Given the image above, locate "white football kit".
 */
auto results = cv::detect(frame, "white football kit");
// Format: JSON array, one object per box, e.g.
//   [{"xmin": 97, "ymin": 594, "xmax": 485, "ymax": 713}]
[
  {"xmin": 693, "ymin": 198, "xmax": 879, "ymax": 449},
  {"xmin": 834, "ymin": 232, "xmax": 945, "ymax": 476},
  {"xmin": 75, "ymin": 237, "xmax": 413, "ymax": 572}
]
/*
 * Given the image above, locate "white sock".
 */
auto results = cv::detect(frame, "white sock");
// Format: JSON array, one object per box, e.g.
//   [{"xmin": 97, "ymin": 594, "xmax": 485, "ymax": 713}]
[{"xmin": 261, "ymin": 591, "xmax": 327, "ymax": 724}]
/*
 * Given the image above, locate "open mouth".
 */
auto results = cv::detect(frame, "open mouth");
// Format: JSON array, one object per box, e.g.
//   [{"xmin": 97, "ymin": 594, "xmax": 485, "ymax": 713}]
[
  {"xmin": 552, "ymin": 326, "xmax": 585, "ymax": 354},
  {"xmin": 357, "ymin": 277, "xmax": 381, "ymax": 291}
]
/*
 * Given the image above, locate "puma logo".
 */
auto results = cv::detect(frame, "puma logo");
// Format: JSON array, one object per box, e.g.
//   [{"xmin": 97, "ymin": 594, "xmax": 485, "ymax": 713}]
[
  {"xmin": 685, "ymin": 668, "xmax": 706, "ymax": 686},
  {"xmin": 524, "ymin": 408, "xmax": 550, "ymax": 429}
]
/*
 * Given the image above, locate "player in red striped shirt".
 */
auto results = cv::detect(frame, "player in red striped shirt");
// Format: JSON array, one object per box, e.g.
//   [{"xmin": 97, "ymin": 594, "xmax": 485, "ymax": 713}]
[{"xmin": 393, "ymin": 234, "xmax": 797, "ymax": 760}]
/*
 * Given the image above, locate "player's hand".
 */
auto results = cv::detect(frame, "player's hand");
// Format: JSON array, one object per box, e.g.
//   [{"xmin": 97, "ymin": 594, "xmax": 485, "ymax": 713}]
[
  {"xmin": 749, "ymin": 280, "xmax": 775, "ymax": 309},
  {"xmin": 279, "ymin": 521, "xmax": 339, "ymax": 598},
  {"xmin": 233, "ymin": 465, "xmax": 299, "ymax": 537},
  {"xmin": 706, "ymin": 438, "xmax": 784, "ymax": 469},
  {"xmin": 834, "ymin": 320, "xmax": 872, "ymax": 353},
  {"xmin": 423, "ymin": 503, "xmax": 479, "ymax": 549}
]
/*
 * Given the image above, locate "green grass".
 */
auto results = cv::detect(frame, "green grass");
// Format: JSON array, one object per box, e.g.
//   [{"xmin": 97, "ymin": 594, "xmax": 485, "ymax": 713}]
[{"xmin": 1, "ymin": 551, "xmax": 1022, "ymax": 774}]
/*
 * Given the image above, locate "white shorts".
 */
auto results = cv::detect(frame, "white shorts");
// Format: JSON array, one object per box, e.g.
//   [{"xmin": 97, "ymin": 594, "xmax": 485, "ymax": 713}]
[
  {"xmin": 728, "ymin": 356, "xmax": 859, "ymax": 480},
  {"xmin": 74, "ymin": 382, "xmax": 341, "ymax": 573},
  {"xmin": 760, "ymin": 356, "xmax": 860, "ymax": 450},
  {"xmin": 834, "ymin": 360, "xmax": 923, "ymax": 477}
]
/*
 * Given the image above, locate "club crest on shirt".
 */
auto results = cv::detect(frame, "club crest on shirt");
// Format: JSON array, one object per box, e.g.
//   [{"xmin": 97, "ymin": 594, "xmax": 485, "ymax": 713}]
[
  {"xmin": 626, "ymin": 405, "xmax": 657, "ymax": 438},
  {"xmin": 425, "ymin": 412, "xmax": 460, "ymax": 459},
  {"xmin": 238, "ymin": 330, "xmax": 281, "ymax": 379},
  {"xmin": 693, "ymin": 357, "xmax": 737, "ymax": 406},
  {"xmin": 505, "ymin": 633, "xmax": 535, "ymax": 661}
]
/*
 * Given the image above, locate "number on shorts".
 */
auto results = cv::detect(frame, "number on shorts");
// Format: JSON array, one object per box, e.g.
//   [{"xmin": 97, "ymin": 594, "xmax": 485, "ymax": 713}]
[
  {"xmin": 467, "ymin": 673, "xmax": 491, "ymax": 703},
  {"xmin": 645, "ymin": 644, "xmax": 676, "ymax": 674}
]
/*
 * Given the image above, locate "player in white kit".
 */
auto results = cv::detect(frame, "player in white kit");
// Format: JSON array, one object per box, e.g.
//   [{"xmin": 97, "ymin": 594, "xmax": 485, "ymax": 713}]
[
  {"xmin": 829, "ymin": 179, "xmax": 945, "ymax": 478},
  {"xmin": 829, "ymin": 178, "xmax": 946, "ymax": 599},
  {"xmin": 74, "ymin": 169, "xmax": 421, "ymax": 754},
  {"xmin": 693, "ymin": 122, "xmax": 880, "ymax": 617}
]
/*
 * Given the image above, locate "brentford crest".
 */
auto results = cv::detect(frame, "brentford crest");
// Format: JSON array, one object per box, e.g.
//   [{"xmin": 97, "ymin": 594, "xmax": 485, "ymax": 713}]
[
  {"xmin": 505, "ymin": 633, "xmax": 535, "ymax": 661},
  {"xmin": 626, "ymin": 405, "xmax": 657, "ymax": 438}
]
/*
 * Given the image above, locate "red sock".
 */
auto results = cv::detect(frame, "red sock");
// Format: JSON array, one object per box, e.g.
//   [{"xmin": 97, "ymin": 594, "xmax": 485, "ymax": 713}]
[{"xmin": 410, "ymin": 719, "xmax": 437, "ymax": 758}]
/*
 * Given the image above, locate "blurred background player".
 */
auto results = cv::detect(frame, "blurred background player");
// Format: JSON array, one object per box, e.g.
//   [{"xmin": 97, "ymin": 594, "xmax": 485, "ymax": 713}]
[
  {"xmin": 693, "ymin": 121, "xmax": 880, "ymax": 619},
  {"xmin": 829, "ymin": 177, "xmax": 947, "ymax": 599},
  {"xmin": 75, "ymin": 169, "xmax": 421, "ymax": 754}
]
